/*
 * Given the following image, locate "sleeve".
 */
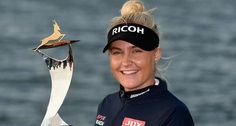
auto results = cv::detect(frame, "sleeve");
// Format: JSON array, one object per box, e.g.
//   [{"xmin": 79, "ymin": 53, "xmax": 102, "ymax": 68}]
[
  {"xmin": 163, "ymin": 105, "xmax": 195, "ymax": 126},
  {"xmin": 94, "ymin": 98, "xmax": 106, "ymax": 126}
]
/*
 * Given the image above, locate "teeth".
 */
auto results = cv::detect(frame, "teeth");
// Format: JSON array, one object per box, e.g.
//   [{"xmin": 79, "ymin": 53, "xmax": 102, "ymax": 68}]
[{"xmin": 122, "ymin": 70, "xmax": 137, "ymax": 75}]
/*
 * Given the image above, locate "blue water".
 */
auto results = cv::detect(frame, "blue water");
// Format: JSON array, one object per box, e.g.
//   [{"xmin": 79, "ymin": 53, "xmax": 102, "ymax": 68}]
[{"xmin": 0, "ymin": 0, "xmax": 235, "ymax": 125}]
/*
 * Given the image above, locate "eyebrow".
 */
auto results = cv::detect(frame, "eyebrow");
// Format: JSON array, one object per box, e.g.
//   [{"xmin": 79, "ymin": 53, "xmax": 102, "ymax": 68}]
[
  {"xmin": 109, "ymin": 46, "xmax": 122, "ymax": 51},
  {"xmin": 109, "ymin": 45, "xmax": 140, "ymax": 51},
  {"xmin": 131, "ymin": 46, "xmax": 139, "ymax": 49}
]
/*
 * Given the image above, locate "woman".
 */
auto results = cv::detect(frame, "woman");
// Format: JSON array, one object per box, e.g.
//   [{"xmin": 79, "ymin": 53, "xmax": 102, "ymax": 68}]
[{"xmin": 95, "ymin": 0, "xmax": 194, "ymax": 126}]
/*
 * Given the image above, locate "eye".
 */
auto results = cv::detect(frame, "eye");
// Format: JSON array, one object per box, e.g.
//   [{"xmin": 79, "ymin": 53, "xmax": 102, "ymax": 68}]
[
  {"xmin": 109, "ymin": 50, "xmax": 122, "ymax": 55},
  {"xmin": 133, "ymin": 48, "xmax": 143, "ymax": 53}
]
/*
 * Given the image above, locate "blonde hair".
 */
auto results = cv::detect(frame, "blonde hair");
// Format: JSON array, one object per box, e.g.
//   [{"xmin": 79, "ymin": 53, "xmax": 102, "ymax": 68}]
[{"xmin": 108, "ymin": 0, "xmax": 160, "ymax": 36}]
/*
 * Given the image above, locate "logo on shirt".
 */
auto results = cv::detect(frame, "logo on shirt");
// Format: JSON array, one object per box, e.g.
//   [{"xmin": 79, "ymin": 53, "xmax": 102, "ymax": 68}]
[
  {"xmin": 122, "ymin": 117, "xmax": 146, "ymax": 126},
  {"xmin": 130, "ymin": 89, "xmax": 150, "ymax": 98},
  {"xmin": 95, "ymin": 114, "xmax": 106, "ymax": 126}
]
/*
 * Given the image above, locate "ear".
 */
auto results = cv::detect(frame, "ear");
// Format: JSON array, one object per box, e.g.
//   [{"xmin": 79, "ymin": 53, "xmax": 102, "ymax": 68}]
[{"xmin": 154, "ymin": 47, "xmax": 162, "ymax": 61}]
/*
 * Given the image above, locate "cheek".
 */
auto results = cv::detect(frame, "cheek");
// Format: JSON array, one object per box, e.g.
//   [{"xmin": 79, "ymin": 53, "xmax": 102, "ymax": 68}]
[
  {"xmin": 137, "ymin": 55, "xmax": 156, "ymax": 73},
  {"xmin": 109, "ymin": 56, "xmax": 120, "ymax": 73}
]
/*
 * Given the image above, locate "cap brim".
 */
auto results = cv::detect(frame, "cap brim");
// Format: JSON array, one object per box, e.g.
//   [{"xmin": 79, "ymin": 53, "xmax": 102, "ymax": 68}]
[{"xmin": 103, "ymin": 33, "xmax": 157, "ymax": 53}]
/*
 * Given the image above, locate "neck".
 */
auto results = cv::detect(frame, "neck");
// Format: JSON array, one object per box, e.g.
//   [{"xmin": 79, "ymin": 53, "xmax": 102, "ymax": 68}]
[{"xmin": 123, "ymin": 79, "xmax": 156, "ymax": 92}]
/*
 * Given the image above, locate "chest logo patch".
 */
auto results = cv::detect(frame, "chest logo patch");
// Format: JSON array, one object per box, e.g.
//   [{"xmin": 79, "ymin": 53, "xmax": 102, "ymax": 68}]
[
  {"xmin": 95, "ymin": 114, "xmax": 106, "ymax": 126},
  {"xmin": 122, "ymin": 117, "xmax": 146, "ymax": 126}
]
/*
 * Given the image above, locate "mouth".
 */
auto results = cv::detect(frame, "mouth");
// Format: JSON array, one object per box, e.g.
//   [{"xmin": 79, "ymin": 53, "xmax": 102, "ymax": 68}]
[{"xmin": 120, "ymin": 70, "xmax": 138, "ymax": 75}]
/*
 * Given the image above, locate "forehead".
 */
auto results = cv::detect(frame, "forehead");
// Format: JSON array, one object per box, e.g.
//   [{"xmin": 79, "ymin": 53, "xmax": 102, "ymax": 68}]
[{"xmin": 109, "ymin": 40, "xmax": 136, "ymax": 49}]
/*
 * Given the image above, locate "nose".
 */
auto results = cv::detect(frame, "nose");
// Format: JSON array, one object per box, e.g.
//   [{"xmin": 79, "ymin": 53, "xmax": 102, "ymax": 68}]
[{"xmin": 121, "ymin": 52, "xmax": 132, "ymax": 67}]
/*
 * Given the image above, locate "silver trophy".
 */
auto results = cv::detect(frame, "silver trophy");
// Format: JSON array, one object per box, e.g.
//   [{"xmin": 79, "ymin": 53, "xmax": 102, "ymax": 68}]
[{"xmin": 33, "ymin": 20, "xmax": 79, "ymax": 126}]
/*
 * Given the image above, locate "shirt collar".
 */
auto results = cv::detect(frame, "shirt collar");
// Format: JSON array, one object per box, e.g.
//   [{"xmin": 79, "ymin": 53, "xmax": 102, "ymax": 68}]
[{"xmin": 119, "ymin": 78, "xmax": 160, "ymax": 99}]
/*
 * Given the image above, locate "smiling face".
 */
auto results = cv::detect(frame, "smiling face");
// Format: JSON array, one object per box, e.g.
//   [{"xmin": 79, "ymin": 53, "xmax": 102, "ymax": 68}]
[{"xmin": 108, "ymin": 40, "xmax": 162, "ymax": 91}]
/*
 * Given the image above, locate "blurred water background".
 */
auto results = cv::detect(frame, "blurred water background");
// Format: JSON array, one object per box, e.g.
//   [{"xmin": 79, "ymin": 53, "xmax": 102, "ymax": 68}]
[{"xmin": 0, "ymin": 0, "xmax": 235, "ymax": 126}]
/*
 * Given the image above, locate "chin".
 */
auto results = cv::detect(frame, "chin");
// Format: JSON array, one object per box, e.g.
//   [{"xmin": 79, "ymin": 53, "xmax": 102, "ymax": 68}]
[{"xmin": 120, "ymin": 81, "xmax": 140, "ymax": 91}]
